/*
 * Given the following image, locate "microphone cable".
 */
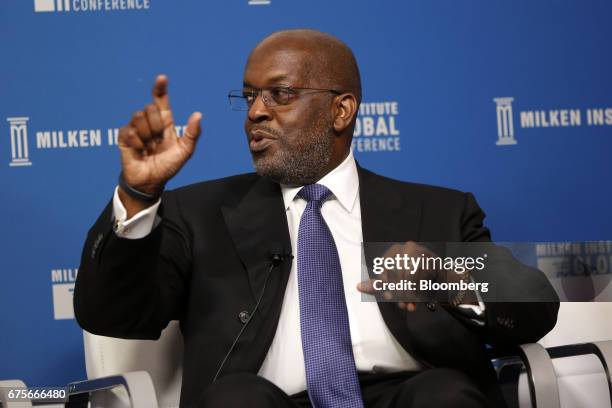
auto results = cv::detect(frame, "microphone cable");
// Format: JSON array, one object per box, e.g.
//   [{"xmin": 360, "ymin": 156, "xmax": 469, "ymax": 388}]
[{"xmin": 212, "ymin": 252, "xmax": 291, "ymax": 383}]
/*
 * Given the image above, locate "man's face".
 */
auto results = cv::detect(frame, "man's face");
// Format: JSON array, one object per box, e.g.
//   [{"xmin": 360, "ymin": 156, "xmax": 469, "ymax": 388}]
[{"xmin": 243, "ymin": 46, "xmax": 337, "ymax": 186}]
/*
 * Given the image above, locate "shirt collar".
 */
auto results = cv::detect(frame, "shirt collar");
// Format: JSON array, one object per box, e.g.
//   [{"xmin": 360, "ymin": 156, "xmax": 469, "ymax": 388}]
[{"xmin": 280, "ymin": 149, "xmax": 359, "ymax": 212}]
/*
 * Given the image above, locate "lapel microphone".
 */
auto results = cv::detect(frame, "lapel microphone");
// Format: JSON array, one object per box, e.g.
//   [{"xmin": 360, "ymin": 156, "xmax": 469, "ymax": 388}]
[
  {"xmin": 270, "ymin": 246, "xmax": 294, "ymax": 266},
  {"xmin": 212, "ymin": 244, "xmax": 293, "ymax": 383}
]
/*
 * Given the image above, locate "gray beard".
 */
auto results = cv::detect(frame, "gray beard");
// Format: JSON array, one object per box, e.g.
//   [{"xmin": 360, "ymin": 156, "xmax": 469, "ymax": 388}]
[
  {"xmin": 252, "ymin": 116, "xmax": 335, "ymax": 186},
  {"xmin": 253, "ymin": 132, "xmax": 334, "ymax": 186}
]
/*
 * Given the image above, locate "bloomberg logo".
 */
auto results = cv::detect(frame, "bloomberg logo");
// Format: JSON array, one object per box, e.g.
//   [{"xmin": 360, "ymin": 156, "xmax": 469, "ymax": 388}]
[{"xmin": 34, "ymin": 0, "xmax": 150, "ymax": 13}]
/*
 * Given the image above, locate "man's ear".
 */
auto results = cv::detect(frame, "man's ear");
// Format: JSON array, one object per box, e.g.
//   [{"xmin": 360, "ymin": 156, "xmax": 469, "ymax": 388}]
[{"xmin": 333, "ymin": 93, "xmax": 358, "ymax": 133}]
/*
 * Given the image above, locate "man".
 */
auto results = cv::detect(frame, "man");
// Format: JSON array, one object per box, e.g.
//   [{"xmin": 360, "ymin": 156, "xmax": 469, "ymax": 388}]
[{"xmin": 74, "ymin": 29, "xmax": 559, "ymax": 407}]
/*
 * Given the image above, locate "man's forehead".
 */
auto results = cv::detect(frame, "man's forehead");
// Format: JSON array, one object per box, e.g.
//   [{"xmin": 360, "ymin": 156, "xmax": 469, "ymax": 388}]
[
  {"xmin": 244, "ymin": 46, "xmax": 314, "ymax": 86},
  {"xmin": 243, "ymin": 72, "xmax": 290, "ymax": 86}
]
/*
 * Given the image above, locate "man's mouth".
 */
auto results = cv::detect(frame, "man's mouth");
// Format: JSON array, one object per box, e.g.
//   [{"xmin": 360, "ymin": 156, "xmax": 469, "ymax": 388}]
[{"xmin": 249, "ymin": 128, "xmax": 278, "ymax": 153}]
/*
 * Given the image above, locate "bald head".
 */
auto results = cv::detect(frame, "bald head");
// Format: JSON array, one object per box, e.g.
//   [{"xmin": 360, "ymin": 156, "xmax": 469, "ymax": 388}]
[{"xmin": 248, "ymin": 29, "xmax": 362, "ymax": 103}]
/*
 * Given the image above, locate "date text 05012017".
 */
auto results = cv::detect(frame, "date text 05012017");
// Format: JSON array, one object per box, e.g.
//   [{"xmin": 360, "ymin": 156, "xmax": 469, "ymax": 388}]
[{"xmin": 0, "ymin": 387, "xmax": 68, "ymax": 403}]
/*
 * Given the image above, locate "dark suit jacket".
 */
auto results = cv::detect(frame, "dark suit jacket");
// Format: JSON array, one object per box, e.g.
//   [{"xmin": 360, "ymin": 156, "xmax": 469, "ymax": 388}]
[{"xmin": 74, "ymin": 166, "xmax": 559, "ymax": 407}]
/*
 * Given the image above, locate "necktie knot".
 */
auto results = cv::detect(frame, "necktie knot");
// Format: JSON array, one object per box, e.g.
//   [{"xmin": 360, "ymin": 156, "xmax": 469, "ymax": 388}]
[{"xmin": 298, "ymin": 184, "xmax": 333, "ymax": 204}]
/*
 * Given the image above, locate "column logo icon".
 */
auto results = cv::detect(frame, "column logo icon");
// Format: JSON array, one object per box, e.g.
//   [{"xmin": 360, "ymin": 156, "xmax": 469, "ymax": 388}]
[
  {"xmin": 493, "ymin": 97, "xmax": 517, "ymax": 146},
  {"xmin": 34, "ymin": 0, "xmax": 71, "ymax": 12},
  {"xmin": 7, "ymin": 117, "xmax": 32, "ymax": 167}
]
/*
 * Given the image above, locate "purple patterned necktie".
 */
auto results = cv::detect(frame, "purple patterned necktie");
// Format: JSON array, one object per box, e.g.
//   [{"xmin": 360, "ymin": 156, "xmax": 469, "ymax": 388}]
[{"xmin": 297, "ymin": 184, "xmax": 364, "ymax": 408}]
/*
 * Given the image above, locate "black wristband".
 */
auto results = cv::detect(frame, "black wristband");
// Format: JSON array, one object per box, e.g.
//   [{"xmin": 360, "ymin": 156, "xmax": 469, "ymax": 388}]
[{"xmin": 118, "ymin": 172, "xmax": 163, "ymax": 203}]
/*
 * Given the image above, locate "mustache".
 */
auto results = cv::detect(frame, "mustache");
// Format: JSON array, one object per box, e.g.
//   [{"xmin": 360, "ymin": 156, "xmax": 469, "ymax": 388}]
[{"xmin": 248, "ymin": 125, "xmax": 282, "ymax": 138}]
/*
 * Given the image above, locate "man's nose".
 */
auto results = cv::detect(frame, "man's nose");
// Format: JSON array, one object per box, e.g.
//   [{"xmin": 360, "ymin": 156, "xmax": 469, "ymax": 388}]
[{"xmin": 247, "ymin": 93, "xmax": 272, "ymax": 122}]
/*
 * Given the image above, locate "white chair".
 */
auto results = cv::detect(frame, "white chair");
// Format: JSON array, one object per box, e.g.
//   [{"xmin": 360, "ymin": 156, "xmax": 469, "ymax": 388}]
[
  {"xmin": 68, "ymin": 321, "xmax": 183, "ymax": 408},
  {"xmin": 495, "ymin": 302, "xmax": 612, "ymax": 408},
  {"xmin": 539, "ymin": 303, "xmax": 612, "ymax": 348}
]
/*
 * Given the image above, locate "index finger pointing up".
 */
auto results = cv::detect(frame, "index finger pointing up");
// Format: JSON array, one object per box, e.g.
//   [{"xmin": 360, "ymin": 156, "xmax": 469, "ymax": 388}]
[{"xmin": 152, "ymin": 74, "xmax": 171, "ymax": 110}]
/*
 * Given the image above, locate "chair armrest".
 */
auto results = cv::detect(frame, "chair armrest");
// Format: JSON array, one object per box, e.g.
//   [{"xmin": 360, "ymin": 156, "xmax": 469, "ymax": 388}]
[
  {"xmin": 590, "ymin": 341, "xmax": 612, "ymax": 402},
  {"xmin": 489, "ymin": 343, "xmax": 561, "ymax": 408},
  {"xmin": 491, "ymin": 341, "xmax": 612, "ymax": 408},
  {"xmin": 67, "ymin": 371, "xmax": 158, "ymax": 408},
  {"xmin": 0, "ymin": 380, "xmax": 32, "ymax": 408},
  {"xmin": 517, "ymin": 343, "xmax": 561, "ymax": 408}
]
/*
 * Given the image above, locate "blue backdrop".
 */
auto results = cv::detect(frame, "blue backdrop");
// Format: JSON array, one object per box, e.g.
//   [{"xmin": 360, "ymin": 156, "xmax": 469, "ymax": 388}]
[{"xmin": 1, "ymin": 0, "xmax": 611, "ymax": 387}]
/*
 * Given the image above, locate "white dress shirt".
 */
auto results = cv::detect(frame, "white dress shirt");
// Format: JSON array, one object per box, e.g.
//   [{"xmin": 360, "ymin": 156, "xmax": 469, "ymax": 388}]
[
  {"xmin": 257, "ymin": 151, "xmax": 421, "ymax": 395},
  {"xmin": 112, "ymin": 150, "xmax": 485, "ymax": 395}
]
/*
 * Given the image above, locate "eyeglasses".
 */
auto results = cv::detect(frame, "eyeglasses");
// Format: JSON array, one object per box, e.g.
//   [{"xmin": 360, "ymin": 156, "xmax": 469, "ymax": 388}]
[{"xmin": 228, "ymin": 86, "xmax": 342, "ymax": 111}]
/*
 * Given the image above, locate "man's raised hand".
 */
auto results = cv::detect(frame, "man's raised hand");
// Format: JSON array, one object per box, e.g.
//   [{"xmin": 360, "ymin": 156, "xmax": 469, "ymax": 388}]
[
  {"xmin": 118, "ymin": 75, "xmax": 202, "ymax": 205},
  {"xmin": 117, "ymin": 75, "xmax": 201, "ymax": 215}
]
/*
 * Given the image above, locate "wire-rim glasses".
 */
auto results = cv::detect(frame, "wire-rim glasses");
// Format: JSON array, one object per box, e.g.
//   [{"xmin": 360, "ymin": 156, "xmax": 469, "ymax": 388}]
[{"xmin": 228, "ymin": 86, "xmax": 343, "ymax": 111}]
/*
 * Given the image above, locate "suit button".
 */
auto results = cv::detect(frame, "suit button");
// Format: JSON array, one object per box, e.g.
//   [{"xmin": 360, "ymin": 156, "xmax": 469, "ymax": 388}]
[
  {"xmin": 372, "ymin": 365, "xmax": 388, "ymax": 374},
  {"xmin": 238, "ymin": 311, "xmax": 251, "ymax": 324},
  {"xmin": 426, "ymin": 302, "xmax": 437, "ymax": 311}
]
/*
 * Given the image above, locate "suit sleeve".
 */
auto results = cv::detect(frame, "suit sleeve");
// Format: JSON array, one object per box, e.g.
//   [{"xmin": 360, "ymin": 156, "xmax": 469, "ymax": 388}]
[
  {"xmin": 452, "ymin": 192, "xmax": 560, "ymax": 345},
  {"xmin": 74, "ymin": 191, "xmax": 192, "ymax": 340}
]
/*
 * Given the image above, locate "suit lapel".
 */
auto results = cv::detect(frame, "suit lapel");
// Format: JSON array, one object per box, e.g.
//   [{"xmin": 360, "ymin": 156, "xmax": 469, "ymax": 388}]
[
  {"xmin": 220, "ymin": 175, "xmax": 294, "ymax": 371},
  {"xmin": 221, "ymin": 176, "xmax": 292, "ymax": 330},
  {"xmin": 358, "ymin": 165, "xmax": 422, "ymax": 244},
  {"xmin": 358, "ymin": 166, "xmax": 425, "ymax": 358}
]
